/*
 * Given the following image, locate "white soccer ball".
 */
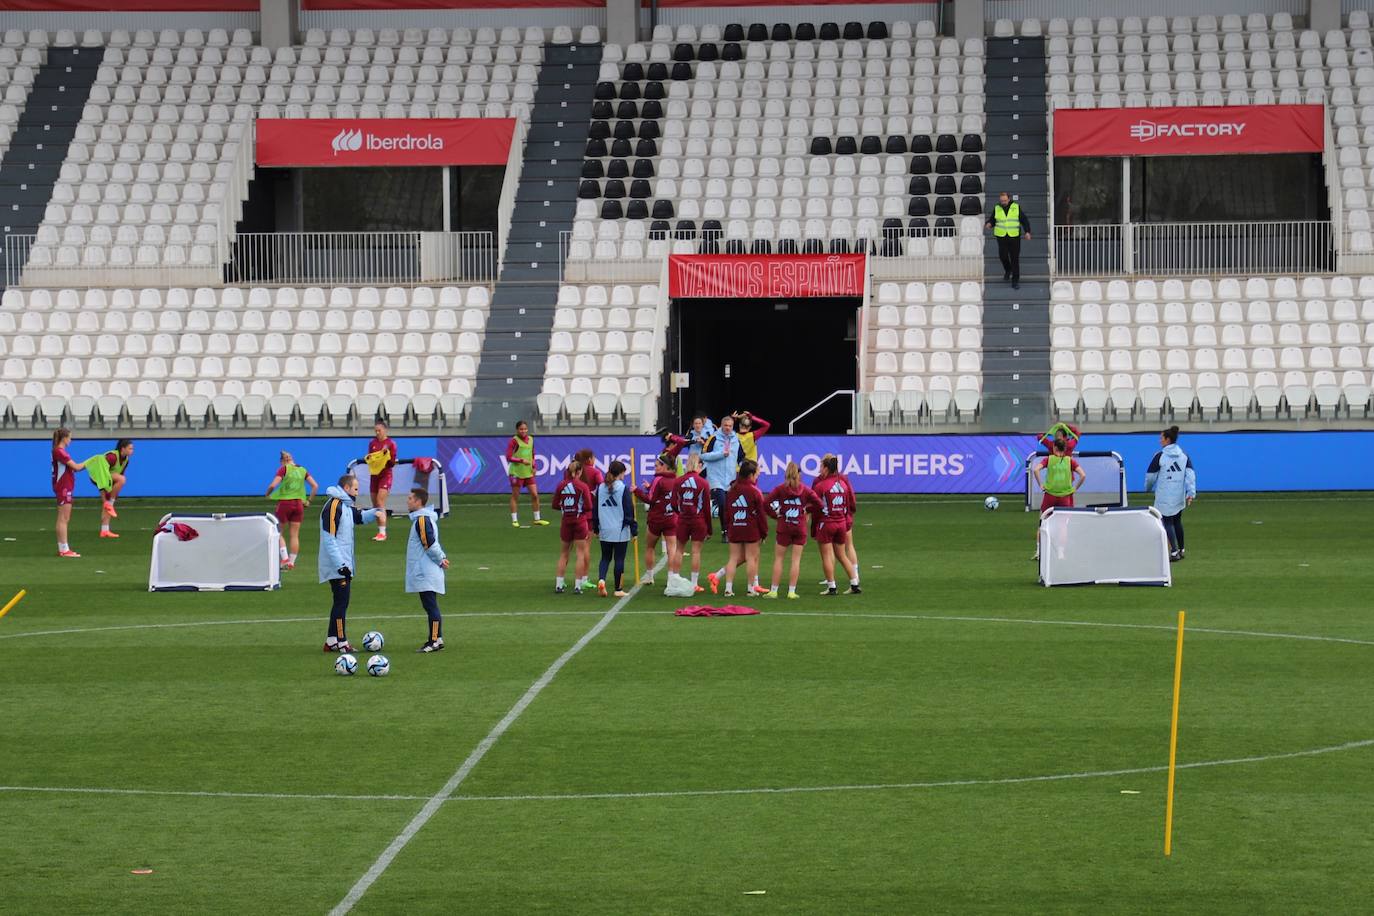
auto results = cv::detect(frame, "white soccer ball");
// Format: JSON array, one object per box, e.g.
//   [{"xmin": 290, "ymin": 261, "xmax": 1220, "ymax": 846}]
[
  {"xmin": 367, "ymin": 654, "xmax": 390, "ymax": 677},
  {"xmin": 984, "ymin": 496, "xmax": 1000, "ymax": 511},
  {"xmin": 361, "ymin": 631, "xmax": 384, "ymax": 652},
  {"xmin": 335, "ymin": 653, "xmax": 358, "ymax": 676}
]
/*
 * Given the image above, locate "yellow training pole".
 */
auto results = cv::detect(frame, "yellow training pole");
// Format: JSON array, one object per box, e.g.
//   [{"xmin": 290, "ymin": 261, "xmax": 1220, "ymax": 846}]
[
  {"xmin": 1164, "ymin": 610, "xmax": 1186, "ymax": 857},
  {"xmin": 0, "ymin": 589, "xmax": 26, "ymax": 621},
  {"xmin": 629, "ymin": 447, "xmax": 642, "ymax": 583}
]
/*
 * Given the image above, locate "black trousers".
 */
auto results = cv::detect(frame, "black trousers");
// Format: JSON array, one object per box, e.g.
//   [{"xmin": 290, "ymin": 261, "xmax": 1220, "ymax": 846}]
[
  {"xmin": 1161, "ymin": 513, "xmax": 1185, "ymax": 553},
  {"xmin": 996, "ymin": 235, "xmax": 1022, "ymax": 281},
  {"xmin": 598, "ymin": 540, "xmax": 628, "ymax": 589},
  {"xmin": 328, "ymin": 577, "xmax": 350, "ymax": 640},
  {"xmin": 419, "ymin": 590, "xmax": 442, "ymax": 641},
  {"xmin": 711, "ymin": 488, "xmax": 729, "ymax": 541}
]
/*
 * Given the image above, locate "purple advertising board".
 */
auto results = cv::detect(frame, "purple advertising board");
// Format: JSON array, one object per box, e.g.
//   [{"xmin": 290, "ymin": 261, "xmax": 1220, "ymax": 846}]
[{"xmin": 436, "ymin": 435, "xmax": 1042, "ymax": 494}]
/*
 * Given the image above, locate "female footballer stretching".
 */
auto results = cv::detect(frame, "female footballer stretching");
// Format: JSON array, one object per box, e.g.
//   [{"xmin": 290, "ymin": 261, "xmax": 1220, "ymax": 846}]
[
  {"xmin": 96, "ymin": 438, "xmax": 134, "ymax": 538},
  {"xmin": 51, "ymin": 428, "xmax": 87, "ymax": 557},
  {"xmin": 266, "ymin": 450, "xmax": 319, "ymax": 570}
]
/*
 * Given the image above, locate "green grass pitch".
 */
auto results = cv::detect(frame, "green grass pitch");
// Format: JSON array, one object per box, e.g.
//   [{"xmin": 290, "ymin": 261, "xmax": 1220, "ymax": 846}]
[{"xmin": 1, "ymin": 493, "xmax": 1372, "ymax": 914}]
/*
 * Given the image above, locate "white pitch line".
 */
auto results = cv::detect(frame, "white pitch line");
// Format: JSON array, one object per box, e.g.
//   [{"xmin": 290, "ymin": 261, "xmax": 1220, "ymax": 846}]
[
  {"xmin": 328, "ymin": 555, "xmax": 667, "ymax": 916},
  {"xmin": 0, "ymin": 610, "xmax": 605, "ymax": 642},
  {"xmin": 752, "ymin": 611, "xmax": 1374, "ymax": 647},
  {"xmin": 3, "ymin": 738, "xmax": 1369, "ymax": 807}
]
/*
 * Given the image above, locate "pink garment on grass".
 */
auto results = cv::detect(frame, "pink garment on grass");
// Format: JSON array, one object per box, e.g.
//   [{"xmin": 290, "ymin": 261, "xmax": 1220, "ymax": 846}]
[{"xmin": 674, "ymin": 605, "xmax": 760, "ymax": 617}]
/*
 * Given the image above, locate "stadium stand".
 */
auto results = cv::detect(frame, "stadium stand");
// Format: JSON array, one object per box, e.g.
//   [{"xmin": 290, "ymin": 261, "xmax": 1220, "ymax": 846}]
[{"xmin": 6, "ymin": 7, "xmax": 1374, "ymax": 436}]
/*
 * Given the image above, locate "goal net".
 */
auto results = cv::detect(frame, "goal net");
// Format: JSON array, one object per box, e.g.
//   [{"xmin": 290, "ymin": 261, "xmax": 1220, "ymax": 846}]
[
  {"xmin": 1024, "ymin": 450, "xmax": 1126, "ymax": 510},
  {"xmin": 149, "ymin": 513, "xmax": 281, "ymax": 592},
  {"xmin": 343, "ymin": 456, "xmax": 451, "ymax": 516},
  {"xmin": 1039, "ymin": 506, "xmax": 1172, "ymax": 587}
]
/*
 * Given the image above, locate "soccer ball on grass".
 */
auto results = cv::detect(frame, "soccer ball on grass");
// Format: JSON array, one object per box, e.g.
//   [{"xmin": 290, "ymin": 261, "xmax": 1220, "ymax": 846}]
[
  {"xmin": 984, "ymin": 496, "xmax": 1000, "ymax": 511},
  {"xmin": 367, "ymin": 654, "xmax": 390, "ymax": 677},
  {"xmin": 335, "ymin": 653, "xmax": 358, "ymax": 676},
  {"xmin": 361, "ymin": 631, "xmax": 385, "ymax": 652}
]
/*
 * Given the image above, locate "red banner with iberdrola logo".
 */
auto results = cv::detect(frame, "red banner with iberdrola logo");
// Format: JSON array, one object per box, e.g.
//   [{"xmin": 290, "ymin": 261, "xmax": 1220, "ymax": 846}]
[
  {"xmin": 1054, "ymin": 105, "xmax": 1324, "ymax": 157},
  {"xmin": 255, "ymin": 119, "xmax": 515, "ymax": 167},
  {"xmin": 668, "ymin": 254, "xmax": 866, "ymax": 299}
]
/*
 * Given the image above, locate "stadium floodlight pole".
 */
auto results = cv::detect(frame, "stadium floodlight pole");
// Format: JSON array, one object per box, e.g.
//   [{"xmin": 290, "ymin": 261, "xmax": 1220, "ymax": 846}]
[
  {"xmin": 1164, "ymin": 610, "xmax": 1186, "ymax": 856},
  {"xmin": 0, "ymin": 589, "xmax": 26, "ymax": 621},
  {"xmin": 629, "ymin": 448, "xmax": 642, "ymax": 584}
]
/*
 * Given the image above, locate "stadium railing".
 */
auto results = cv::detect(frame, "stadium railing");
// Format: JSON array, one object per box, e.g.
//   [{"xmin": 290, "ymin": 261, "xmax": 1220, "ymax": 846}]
[
  {"xmin": 1051, "ymin": 220, "xmax": 1336, "ymax": 278},
  {"xmin": 558, "ymin": 231, "xmax": 982, "ymax": 285},
  {"xmin": 3, "ymin": 230, "xmax": 497, "ymax": 289}
]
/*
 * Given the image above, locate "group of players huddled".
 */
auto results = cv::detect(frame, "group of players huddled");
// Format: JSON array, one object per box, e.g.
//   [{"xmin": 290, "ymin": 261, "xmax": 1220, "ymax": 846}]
[{"xmin": 505, "ymin": 412, "xmax": 863, "ymax": 600}]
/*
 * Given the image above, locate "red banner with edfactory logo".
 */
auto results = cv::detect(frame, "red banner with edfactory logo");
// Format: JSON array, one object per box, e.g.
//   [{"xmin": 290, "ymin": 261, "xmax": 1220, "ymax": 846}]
[
  {"xmin": 668, "ymin": 254, "xmax": 866, "ymax": 299},
  {"xmin": 1054, "ymin": 105, "xmax": 1324, "ymax": 157},
  {"xmin": 255, "ymin": 119, "xmax": 515, "ymax": 167}
]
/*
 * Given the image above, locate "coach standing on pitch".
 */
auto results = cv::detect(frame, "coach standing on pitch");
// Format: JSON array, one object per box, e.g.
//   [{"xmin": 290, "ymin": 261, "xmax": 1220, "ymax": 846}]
[
  {"xmin": 319, "ymin": 474, "xmax": 379, "ymax": 654},
  {"xmin": 986, "ymin": 191, "xmax": 1032, "ymax": 289},
  {"xmin": 700, "ymin": 414, "xmax": 739, "ymax": 542}
]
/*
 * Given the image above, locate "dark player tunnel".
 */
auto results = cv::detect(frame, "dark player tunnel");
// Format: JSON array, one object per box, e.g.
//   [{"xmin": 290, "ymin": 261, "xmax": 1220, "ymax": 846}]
[{"xmin": 665, "ymin": 297, "xmax": 859, "ymax": 434}]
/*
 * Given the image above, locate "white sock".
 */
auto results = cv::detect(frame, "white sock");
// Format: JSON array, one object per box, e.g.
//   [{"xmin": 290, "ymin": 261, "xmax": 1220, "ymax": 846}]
[
  {"xmin": 769, "ymin": 582, "xmax": 778, "ymax": 592},
  {"xmin": 533, "ymin": 511, "xmax": 541, "ymax": 521},
  {"xmin": 714, "ymin": 567, "xmax": 726, "ymax": 579},
  {"xmin": 850, "ymin": 576, "xmax": 860, "ymax": 586},
  {"xmin": 289, "ymin": 553, "xmax": 297, "ymax": 563},
  {"xmin": 512, "ymin": 513, "xmax": 519, "ymax": 523},
  {"xmin": 325, "ymin": 636, "xmax": 338, "ymax": 646},
  {"xmin": 58, "ymin": 542, "xmax": 69, "ymax": 552},
  {"xmin": 750, "ymin": 576, "xmax": 760, "ymax": 588},
  {"xmin": 725, "ymin": 578, "xmax": 734, "ymax": 592},
  {"xmin": 101, "ymin": 523, "xmax": 111, "ymax": 533},
  {"xmin": 690, "ymin": 572, "xmax": 699, "ymax": 586},
  {"xmin": 556, "ymin": 576, "xmax": 565, "ymax": 588},
  {"xmin": 279, "ymin": 543, "xmax": 289, "ymax": 561},
  {"xmin": 827, "ymin": 580, "xmax": 836, "ymax": 589},
  {"xmin": 788, "ymin": 585, "xmax": 798, "ymax": 595}
]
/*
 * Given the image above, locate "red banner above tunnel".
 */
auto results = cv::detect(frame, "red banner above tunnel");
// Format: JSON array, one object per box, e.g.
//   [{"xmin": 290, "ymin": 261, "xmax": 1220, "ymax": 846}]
[
  {"xmin": 1054, "ymin": 104, "xmax": 1324, "ymax": 157},
  {"xmin": 668, "ymin": 254, "xmax": 867, "ymax": 299},
  {"xmin": 255, "ymin": 118, "xmax": 515, "ymax": 167}
]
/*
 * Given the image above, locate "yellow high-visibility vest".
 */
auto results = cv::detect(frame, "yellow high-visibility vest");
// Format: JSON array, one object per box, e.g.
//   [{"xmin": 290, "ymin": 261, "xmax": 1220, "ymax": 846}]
[{"xmin": 993, "ymin": 202, "xmax": 1022, "ymax": 238}]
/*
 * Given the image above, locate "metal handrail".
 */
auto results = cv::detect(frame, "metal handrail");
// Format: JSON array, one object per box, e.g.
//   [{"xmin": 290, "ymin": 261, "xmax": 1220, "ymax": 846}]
[{"xmin": 789, "ymin": 389, "xmax": 856, "ymax": 434}]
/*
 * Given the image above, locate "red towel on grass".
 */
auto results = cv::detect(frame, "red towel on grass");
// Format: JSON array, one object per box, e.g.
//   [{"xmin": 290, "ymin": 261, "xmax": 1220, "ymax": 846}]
[{"xmin": 674, "ymin": 605, "xmax": 760, "ymax": 617}]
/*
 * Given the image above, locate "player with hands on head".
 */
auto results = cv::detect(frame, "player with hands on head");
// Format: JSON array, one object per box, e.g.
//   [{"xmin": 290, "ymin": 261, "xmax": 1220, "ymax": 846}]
[
  {"xmin": 1031, "ymin": 437, "xmax": 1086, "ymax": 561},
  {"xmin": 318, "ymin": 474, "xmax": 380, "ymax": 653},
  {"xmin": 732, "ymin": 410, "xmax": 771, "ymax": 463}
]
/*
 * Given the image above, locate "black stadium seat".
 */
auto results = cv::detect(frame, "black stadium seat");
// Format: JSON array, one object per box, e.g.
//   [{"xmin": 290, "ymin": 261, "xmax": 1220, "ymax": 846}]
[
  {"xmin": 936, "ymin": 134, "xmax": 958, "ymax": 153},
  {"xmin": 961, "ymin": 134, "xmax": 984, "ymax": 153},
  {"xmin": 646, "ymin": 61, "xmax": 668, "ymax": 81},
  {"xmin": 588, "ymin": 120, "xmax": 610, "ymax": 140},
  {"xmin": 649, "ymin": 220, "xmax": 670, "ymax": 238},
  {"xmin": 629, "ymin": 179, "xmax": 651, "ymax": 199},
  {"xmin": 935, "ymin": 216, "xmax": 956, "ymax": 235},
  {"xmin": 641, "ymin": 99, "xmax": 663, "ymax": 119},
  {"xmin": 935, "ymin": 154, "xmax": 957, "ymax": 175},
  {"xmin": 697, "ymin": 43, "xmax": 718, "ymax": 62},
  {"xmin": 842, "ymin": 22, "xmax": 864, "ymax": 40},
  {"xmin": 721, "ymin": 43, "xmax": 742, "ymax": 62},
  {"xmin": 634, "ymin": 138, "xmax": 657, "ymax": 157},
  {"xmin": 911, "ymin": 135, "xmax": 933, "ymax": 154},
  {"xmin": 795, "ymin": 23, "xmax": 817, "ymax": 41},
  {"xmin": 615, "ymin": 101, "xmax": 639, "ymax": 120},
  {"xmin": 578, "ymin": 180, "xmax": 600, "ymax": 199},
  {"xmin": 835, "ymin": 136, "xmax": 857, "ymax": 155},
  {"xmin": 600, "ymin": 200, "xmax": 623, "ymax": 219},
  {"xmin": 960, "ymin": 154, "xmax": 983, "ymax": 173},
  {"xmin": 908, "ymin": 217, "xmax": 930, "ymax": 236},
  {"xmin": 594, "ymin": 81, "xmax": 616, "ymax": 100},
  {"xmin": 581, "ymin": 160, "xmax": 603, "ymax": 179},
  {"xmin": 748, "ymin": 23, "xmax": 768, "ymax": 41},
  {"xmin": 909, "ymin": 197, "xmax": 931, "ymax": 217},
  {"xmin": 909, "ymin": 155, "xmax": 932, "ymax": 175},
  {"xmin": 621, "ymin": 62, "xmax": 644, "ymax": 81},
  {"xmin": 643, "ymin": 82, "xmax": 665, "ymax": 101},
  {"xmin": 609, "ymin": 138, "xmax": 631, "ymax": 157},
  {"xmin": 860, "ymin": 136, "xmax": 882, "ymax": 155},
  {"xmin": 603, "ymin": 179, "xmax": 626, "ymax": 199},
  {"xmin": 810, "ymin": 137, "xmax": 833, "ymax": 155},
  {"xmin": 723, "ymin": 24, "xmax": 745, "ymax": 42},
  {"xmin": 960, "ymin": 175, "xmax": 982, "ymax": 195},
  {"xmin": 618, "ymin": 81, "xmax": 640, "ymax": 100},
  {"xmin": 612, "ymin": 121, "xmax": 635, "ymax": 141},
  {"xmin": 909, "ymin": 176, "xmax": 931, "ymax": 195},
  {"xmin": 673, "ymin": 219, "xmax": 696, "ymax": 239},
  {"xmin": 591, "ymin": 101, "xmax": 613, "ymax": 119},
  {"xmin": 637, "ymin": 121, "xmax": 660, "ymax": 140},
  {"xmin": 606, "ymin": 158, "xmax": 628, "ymax": 179},
  {"xmin": 934, "ymin": 198, "xmax": 957, "ymax": 217},
  {"xmin": 585, "ymin": 138, "xmax": 608, "ymax": 158},
  {"xmin": 934, "ymin": 175, "xmax": 957, "ymax": 195},
  {"xmin": 673, "ymin": 43, "xmax": 694, "ymax": 62},
  {"xmin": 626, "ymin": 200, "xmax": 649, "ymax": 220},
  {"xmin": 959, "ymin": 197, "xmax": 984, "ymax": 216},
  {"xmin": 668, "ymin": 62, "xmax": 691, "ymax": 80},
  {"xmin": 632, "ymin": 159, "xmax": 655, "ymax": 178},
  {"xmin": 819, "ymin": 22, "xmax": 841, "ymax": 40},
  {"xmin": 771, "ymin": 24, "xmax": 792, "ymax": 41},
  {"xmin": 886, "ymin": 135, "xmax": 909, "ymax": 154},
  {"xmin": 867, "ymin": 22, "xmax": 888, "ymax": 39}
]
